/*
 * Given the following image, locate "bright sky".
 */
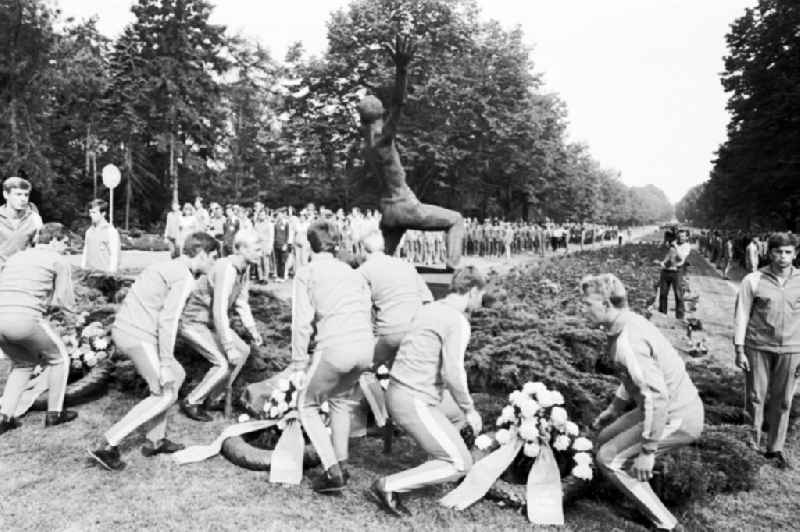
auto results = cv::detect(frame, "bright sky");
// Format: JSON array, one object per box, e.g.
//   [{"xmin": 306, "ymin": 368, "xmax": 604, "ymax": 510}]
[{"xmin": 57, "ymin": 0, "xmax": 757, "ymax": 203}]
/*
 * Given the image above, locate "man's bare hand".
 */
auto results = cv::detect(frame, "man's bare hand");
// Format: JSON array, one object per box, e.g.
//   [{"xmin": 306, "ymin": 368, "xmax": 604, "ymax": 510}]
[{"xmin": 384, "ymin": 34, "xmax": 416, "ymax": 69}]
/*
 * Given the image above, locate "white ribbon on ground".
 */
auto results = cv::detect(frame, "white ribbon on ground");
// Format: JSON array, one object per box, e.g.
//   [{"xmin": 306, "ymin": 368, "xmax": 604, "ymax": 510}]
[{"xmin": 171, "ymin": 419, "xmax": 276, "ymax": 465}]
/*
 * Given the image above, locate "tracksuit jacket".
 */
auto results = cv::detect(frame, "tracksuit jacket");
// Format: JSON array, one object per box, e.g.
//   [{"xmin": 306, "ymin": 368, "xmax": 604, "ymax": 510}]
[
  {"xmin": 0, "ymin": 203, "xmax": 43, "ymax": 269},
  {"xmin": 181, "ymin": 257, "xmax": 257, "ymax": 347},
  {"xmin": 606, "ymin": 310, "xmax": 702, "ymax": 453},
  {"xmin": 0, "ymin": 247, "xmax": 75, "ymax": 316},
  {"xmin": 113, "ymin": 259, "xmax": 195, "ymax": 363},
  {"xmin": 357, "ymin": 252, "xmax": 433, "ymax": 336},
  {"xmin": 735, "ymin": 267, "xmax": 800, "ymax": 354}
]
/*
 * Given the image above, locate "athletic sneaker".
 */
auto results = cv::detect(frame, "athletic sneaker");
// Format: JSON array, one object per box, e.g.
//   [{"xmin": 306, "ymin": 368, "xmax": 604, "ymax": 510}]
[{"xmin": 88, "ymin": 446, "xmax": 126, "ymax": 471}]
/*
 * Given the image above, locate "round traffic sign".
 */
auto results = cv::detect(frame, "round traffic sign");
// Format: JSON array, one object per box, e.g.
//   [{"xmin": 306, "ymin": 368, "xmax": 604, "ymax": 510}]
[{"xmin": 102, "ymin": 164, "xmax": 121, "ymax": 189}]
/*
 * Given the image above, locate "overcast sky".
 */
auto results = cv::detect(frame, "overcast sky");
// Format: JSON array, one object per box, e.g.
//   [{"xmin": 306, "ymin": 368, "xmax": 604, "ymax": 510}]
[{"xmin": 57, "ymin": 0, "xmax": 757, "ymax": 203}]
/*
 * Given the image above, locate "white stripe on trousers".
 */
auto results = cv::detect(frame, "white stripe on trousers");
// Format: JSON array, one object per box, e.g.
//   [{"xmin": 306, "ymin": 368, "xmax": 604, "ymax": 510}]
[
  {"xmin": 105, "ymin": 342, "xmax": 178, "ymax": 446},
  {"xmin": 383, "ymin": 398, "xmax": 466, "ymax": 493},
  {"xmin": 38, "ymin": 319, "xmax": 70, "ymax": 412}
]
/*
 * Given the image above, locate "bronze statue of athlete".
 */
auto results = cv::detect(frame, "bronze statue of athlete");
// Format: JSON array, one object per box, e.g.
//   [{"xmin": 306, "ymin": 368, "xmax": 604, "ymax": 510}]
[{"xmin": 357, "ymin": 36, "xmax": 464, "ymax": 270}]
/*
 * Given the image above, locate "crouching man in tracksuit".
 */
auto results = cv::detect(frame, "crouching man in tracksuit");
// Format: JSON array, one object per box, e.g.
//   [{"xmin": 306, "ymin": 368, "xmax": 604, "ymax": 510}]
[
  {"xmin": 369, "ymin": 266, "xmax": 486, "ymax": 517},
  {"xmin": 178, "ymin": 229, "xmax": 264, "ymax": 421},
  {"xmin": 88, "ymin": 232, "xmax": 219, "ymax": 471},
  {"xmin": 357, "ymin": 229, "xmax": 432, "ymax": 368},
  {"xmin": 0, "ymin": 223, "xmax": 78, "ymax": 434},
  {"xmin": 291, "ymin": 220, "xmax": 375, "ymax": 493},
  {"xmin": 583, "ymin": 273, "xmax": 703, "ymax": 532}
]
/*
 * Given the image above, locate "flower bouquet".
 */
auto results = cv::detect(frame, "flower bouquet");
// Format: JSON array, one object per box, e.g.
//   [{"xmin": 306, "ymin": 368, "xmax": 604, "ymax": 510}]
[{"xmin": 441, "ymin": 382, "xmax": 594, "ymax": 525}]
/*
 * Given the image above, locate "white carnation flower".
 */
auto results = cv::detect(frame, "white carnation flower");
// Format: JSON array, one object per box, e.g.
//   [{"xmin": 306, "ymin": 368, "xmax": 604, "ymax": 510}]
[
  {"xmin": 550, "ymin": 406, "xmax": 568, "ymax": 426},
  {"xmin": 238, "ymin": 414, "xmax": 251, "ymax": 423},
  {"xmin": 519, "ymin": 398, "xmax": 540, "ymax": 418},
  {"xmin": 537, "ymin": 390, "xmax": 556, "ymax": 408},
  {"xmin": 95, "ymin": 350, "xmax": 108, "ymax": 361},
  {"xmin": 380, "ymin": 379, "xmax": 389, "ymax": 390},
  {"xmin": 572, "ymin": 463, "xmax": 593, "ymax": 481},
  {"xmin": 572, "ymin": 437, "xmax": 593, "ymax": 452},
  {"xmin": 508, "ymin": 390, "xmax": 524, "ymax": 406},
  {"xmin": 501, "ymin": 405, "xmax": 515, "ymax": 420},
  {"xmin": 475, "ymin": 434, "xmax": 494, "ymax": 451},
  {"xmin": 518, "ymin": 420, "xmax": 539, "ymax": 442},
  {"xmin": 83, "ymin": 352, "xmax": 97, "ymax": 367},
  {"xmin": 523, "ymin": 441, "xmax": 541, "ymax": 458},
  {"xmin": 268, "ymin": 406, "xmax": 280, "ymax": 418},
  {"xmin": 565, "ymin": 421, "xmax": 580, "ymax": 437},
  {"xmin": 573, "ymin": 452, "xmax": 593, "ymax": 466},
  {"xmin": 92, "ymin": 337, "xmax": 109, "ymax": 350},
  {"xmin": 495, "ymin": 428, "xmax": 512, "ymax": 445},
  {"xmin": 550, "ymin": 390, "xmax": 565, "ymax": 406},
  {"xmin": 522, "ymin": 382, "xmax": 546, "ymax": 396},
  {"xmin": 553, "ymin": 434, "xmax": 571, "ymax": 451},
  {"xmin": 71, "ymin": 359, "xmax": 83, "ymax": 370},
  {"xmin": 376, "ymin": 365, "xmax": 389, "ymax": 376}
]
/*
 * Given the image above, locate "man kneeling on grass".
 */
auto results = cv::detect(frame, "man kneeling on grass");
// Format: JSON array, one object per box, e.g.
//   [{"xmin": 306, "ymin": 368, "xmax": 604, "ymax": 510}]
[
  {"xmin": 88, "ymin": 232, "xmax": 219, "ymax": 471},
  {"xmin": 582, "ymin": 273, "xmax": 704, "ymax": 532},
  {"xmin": 368, "ymin": 266, "xmax": 485, "ymax": 517}
]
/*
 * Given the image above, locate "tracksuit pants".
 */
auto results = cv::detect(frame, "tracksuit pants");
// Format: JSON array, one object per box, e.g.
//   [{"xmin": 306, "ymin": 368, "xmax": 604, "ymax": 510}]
[
  {"xmin": 0, "ymin": 314, "xmax": 69, "ymax": 416},
  {"xmin": 595, "ymin": 403, "xmax": 704, "ymax": 530},
  {"xmin": 658, "ymin": 269, "xmax": 685, "ymax": 319},
  {"xmin": 179, "ymin": 324, "xmax": 249, "ymax": 406},
  {"xmin": 745, "ymin": 348, "xmax": 800, "ymax": 452},
  {"xmin": 382, "ymin": 384, "xmax": 472, "ymax": 493},
  {"xmin": 298, "ymin": 339, "xmax": 374, "ymax": 470},
  {"xmin": 104, "ymin": 328, "xmax": 186, "ymax": 447}
]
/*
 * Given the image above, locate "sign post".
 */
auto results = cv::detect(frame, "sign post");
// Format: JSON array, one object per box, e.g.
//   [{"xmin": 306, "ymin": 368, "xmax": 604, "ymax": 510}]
[{"xmin": 102, "ymin": 164, "xmax": 121, "ymax": 226}]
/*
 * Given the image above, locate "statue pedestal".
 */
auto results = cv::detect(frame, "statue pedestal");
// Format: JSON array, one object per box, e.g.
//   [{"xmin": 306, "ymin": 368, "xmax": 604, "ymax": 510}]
[{"xmin": 416, "ymin": 266, "xmax": 452, "ymax": 300}]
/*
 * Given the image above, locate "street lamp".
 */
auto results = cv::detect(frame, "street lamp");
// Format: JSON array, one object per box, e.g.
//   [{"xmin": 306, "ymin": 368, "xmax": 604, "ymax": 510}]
[{"xmin": 102, "ymin": 164, "xmax": 121, "ymax": 226}]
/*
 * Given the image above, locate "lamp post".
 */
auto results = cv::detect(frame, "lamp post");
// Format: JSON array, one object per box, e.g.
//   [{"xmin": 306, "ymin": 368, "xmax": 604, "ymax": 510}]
[{"xmin": 102, "ymin": 164, "xmax": 121, "ymax": 226}]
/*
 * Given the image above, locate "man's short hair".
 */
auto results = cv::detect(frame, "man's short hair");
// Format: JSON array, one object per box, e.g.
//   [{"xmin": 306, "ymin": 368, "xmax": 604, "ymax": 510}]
[
  {"xmin": 307, "ymin": 220, "xmax": 340, "ymax": 253},
  {"xmin": 3, "ymin": 177, "xmax": 32, "ymax": 193},
  {"xmin": 182, "ymin": 232, "xmax": 220, "ymax": 257},
  {"xmin": 767, "ymin": 232, "xmax": 797, "ymax": 252},
  {"xmin": 580, "ymin": 273, "xmax": 628, "ymax": 309},
  {"xmin": 234, "ymin": 228, "xmax": 260, "ymax": 250},
  {"xmin": 88, "ymin": 198, "xmax": 109, "ymax": 214},
  {"xmin": 449, "ymin": 265, "xmax": 486, "ymax": 295},
  {"xmin": 361, "ymin": 229, "xmax": 385, "ymax": 253},
  {"xmin": 38, "ymin": 222, "xmax": 68, "ymax": 244}
]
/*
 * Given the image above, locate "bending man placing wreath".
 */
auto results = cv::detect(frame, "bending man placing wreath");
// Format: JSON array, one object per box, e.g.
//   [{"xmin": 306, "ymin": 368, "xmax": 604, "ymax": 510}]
[{"xmin": 357, "ymin": 35, "xmax": 465, "ymax": 270}]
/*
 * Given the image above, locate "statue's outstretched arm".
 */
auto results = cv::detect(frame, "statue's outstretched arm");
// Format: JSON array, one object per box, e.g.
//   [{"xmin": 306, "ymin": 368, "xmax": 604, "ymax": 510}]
[{"xmin": 381, "ymin": 35, "xmax": 416, "ymax": 140}]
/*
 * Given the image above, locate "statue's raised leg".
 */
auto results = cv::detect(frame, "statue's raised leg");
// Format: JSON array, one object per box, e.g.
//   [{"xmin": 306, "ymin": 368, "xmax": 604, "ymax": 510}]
[{"xmin": 380, "ymin": 200, "xmax": 464, "ymax": 269}]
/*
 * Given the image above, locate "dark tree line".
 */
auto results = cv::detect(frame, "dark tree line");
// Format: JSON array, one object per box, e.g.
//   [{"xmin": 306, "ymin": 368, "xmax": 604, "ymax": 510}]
[
  {"xmin": 0, "ymin": 0, "xmax": 672, "ymax": 230},
  {"xmin": 677, "ymin": 0, "xmax": 800, "ymax": 231}
]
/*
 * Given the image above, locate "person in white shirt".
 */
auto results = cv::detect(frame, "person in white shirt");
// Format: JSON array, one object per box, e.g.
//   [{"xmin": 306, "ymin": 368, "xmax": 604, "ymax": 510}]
[{"xmin": 81, "ymin": 199, "xmax": 121, "ymax": 273}]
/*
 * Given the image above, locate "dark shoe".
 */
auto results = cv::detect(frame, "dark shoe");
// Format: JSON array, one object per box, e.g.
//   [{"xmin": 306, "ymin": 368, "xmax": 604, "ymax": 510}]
[
  {"xmin": 0, "ymin": 414, "xmax": 22, "ymax": 435},
  {"xmin": 312, "ymin": 464, "xmax": 346, "ymax": 494},
  {"xmin": 765, "ymin": 451, "xmax": 792, "ymax": 470},
  {"xmin": 44, "ymin": 410, "xmax": 78, "ymax": 427},
  {"xmin": 180, "ymin": 400, "xmax": 213, "ymax": 422},
  {"xmin": 88, "ymin": 446, "xmax": 126, "ymax": 471},
  {"xmin": 368, "ymin": 479, "xmax": 409, "ymax": 517},
  {"xmin": 142, "ymin": 438, "xmax": 185, "ymax": 457}
]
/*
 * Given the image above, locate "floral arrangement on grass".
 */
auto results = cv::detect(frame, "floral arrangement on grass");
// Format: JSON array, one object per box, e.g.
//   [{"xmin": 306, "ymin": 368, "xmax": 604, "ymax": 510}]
[
  {"xmin": 441, "ymin": 382, "xmax": 593, "ymax": 525},
  {"xmin": 66, "ymin": 319, "xmax": 114, "ymax": 372},
  {"xmin": 476, "ymin": 381, "xmax": 594, "ymax": 481}
]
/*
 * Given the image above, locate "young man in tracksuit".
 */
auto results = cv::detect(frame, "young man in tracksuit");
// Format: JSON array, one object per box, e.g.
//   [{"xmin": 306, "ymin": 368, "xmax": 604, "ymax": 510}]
[
  {"xmin": 0, "ymin": 223, "xmax": 78, "ymax": 434},
  {"xmin": 357, "ymin": 229, "xmax": 433, "ymax": 368},
  {"xmin": 370, "ymin": 267, "xmax": 485, "ymax": 517},
  {"xmin": 81, "ymin": 199, "xmax": 121, "ymax": 273},
  {"xmin": 88, "ymin": 232, "xmax": 219, "ymax": 471},
  {"xmin": 178, "ymin": 230, "xmax": 263, "ymax": 421},
  {"xmin": 291, "ymin": 220, "xmax": 375, "ymax": 493},
  {"xmin": 584, "ymin": 273, "xmax": 703, "ymax": 532},
  {"xmin": 734, "ymin": 232, "xmax": 800, "ymax": 469},
  {"xmin": 0, "ymin": 176, "xmax": 43, "ymax": 270}
]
